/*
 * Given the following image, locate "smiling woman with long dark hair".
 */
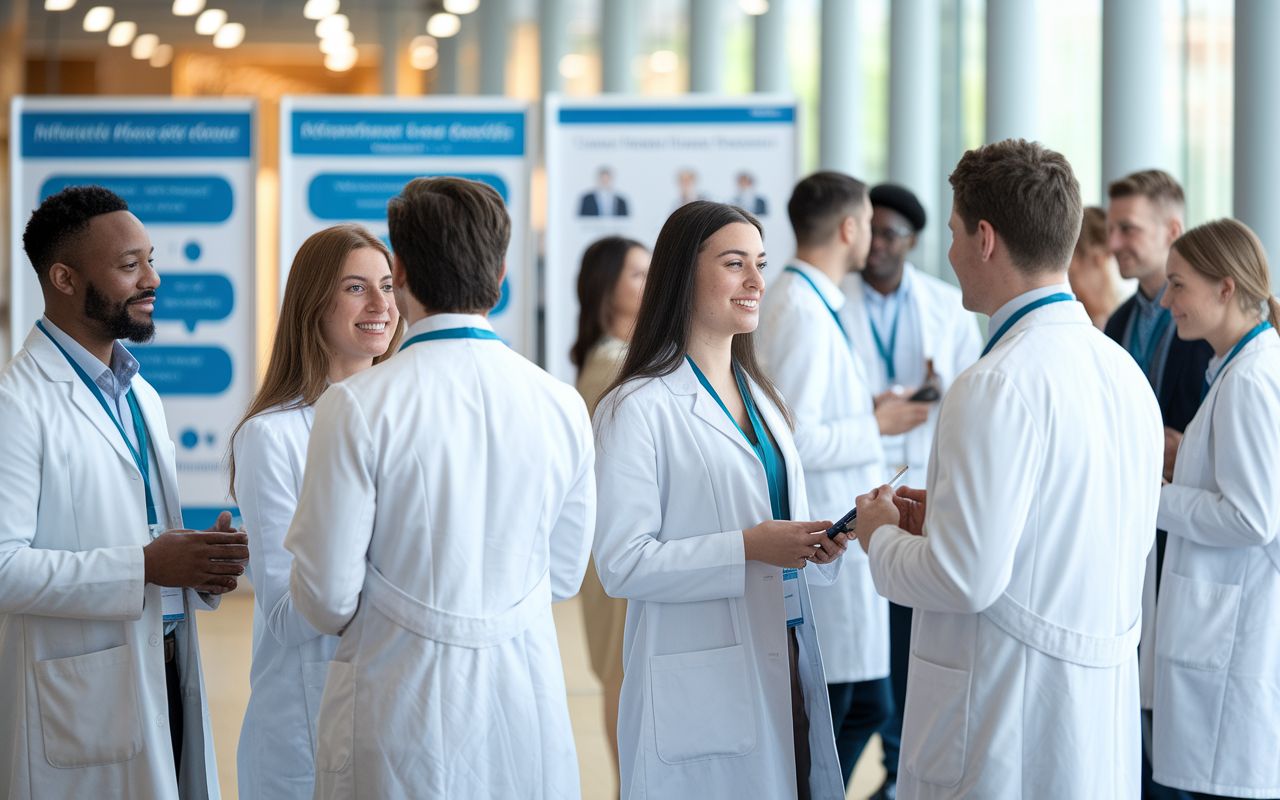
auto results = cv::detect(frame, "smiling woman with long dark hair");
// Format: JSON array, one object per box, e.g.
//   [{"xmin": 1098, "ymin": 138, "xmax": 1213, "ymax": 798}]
[{"xmin": 592, "ymin": 201, "xmax": 850, "ymax": 800}]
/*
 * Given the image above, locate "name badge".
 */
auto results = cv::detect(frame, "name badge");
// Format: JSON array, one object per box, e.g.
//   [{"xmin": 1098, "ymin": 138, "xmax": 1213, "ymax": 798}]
[
  {"xmin": 783, "ymin": 569, "xmax": 804, "ymax": 628},
  {"xmin": 161, "ymin": 587, "xmax": 185, "ymax": 622}
]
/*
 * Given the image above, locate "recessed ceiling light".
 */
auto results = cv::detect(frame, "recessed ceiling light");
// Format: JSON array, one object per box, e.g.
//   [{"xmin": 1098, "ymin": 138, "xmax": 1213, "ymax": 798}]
[
  {"xmin": 442, "ymin": 0, "xmax": 477, "ymax": 13},
  {"xmin": 194, "ymin": 8, "xmax": 226, "ymax": 34},
  {"xmin": 314, "ymin": 13, "xmax": 348, "ymax": 38},
  {"xmin": 410, "ymin": 44, "xmax": 438, "ymax": 70},
  {"xmin": 45, "ymin": 0, "xmax": 76, "ymax": 12},
  {"xmin": 131, "ymin": 33, "xmax": 159, "ymax": 59},
  {"xmin": 325, "ymin": 46, "xmax": 358, "ymax": 72},
  {"xmin": 150, "ymin": 43, "xmax": 174, "ymax": 67},
  {"xmin": 171, "ymin": 0, "xmax": 204, "ymax": 15},
  {"xmin": 425, "ymin": 12, "xmax": 459, "ymax": 38},
  {"xmin": 303, "ymin": 0, "xmax": 338, "ymax": 20},
  {"xmin": 319, "ymin": 31, "xmax": 353, "ymax": 52},
  {"xmin": 82, "ymin": 5, "xmax": 113, "ymax": 31},
  {"xmin": 213, "ymin": 21, "xmax": 245, "ymax": 47},
  {"xmin": 107, "ymin": 20, "xmax": 136, "ymax": 46}
]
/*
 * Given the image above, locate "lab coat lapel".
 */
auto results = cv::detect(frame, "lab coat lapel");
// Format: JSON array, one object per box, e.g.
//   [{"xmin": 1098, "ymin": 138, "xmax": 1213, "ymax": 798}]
[
  {"xmin": 24, "ymin": 325, "xmax": 139, "ymax": 477},
  {"xmin": 132, "ymin": 379, "xmax": 184, "ymax": 529},
  {"xmin": 667, "ymin": 359, "xmax": 761, "ymax": 461}
]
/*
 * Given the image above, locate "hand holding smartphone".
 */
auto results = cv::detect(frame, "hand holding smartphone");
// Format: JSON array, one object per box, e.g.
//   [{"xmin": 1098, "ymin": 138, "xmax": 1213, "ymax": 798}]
[{"xmin": 826, "ymin": 466, "xmax": 909, "ymax": 539}]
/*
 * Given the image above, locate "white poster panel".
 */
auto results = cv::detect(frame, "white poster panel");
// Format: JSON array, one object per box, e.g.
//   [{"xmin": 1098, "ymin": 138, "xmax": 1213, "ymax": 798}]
[
  {"xmin": 9, "ymin": 97, "xmax": 256, "ymax": 527},
  {"xmin": 280, "ymin": 96, "xmax": 535, "ymax": 357},
  {"xmin": 544, "ymin": 93, "xmax": 799, "ymax": 383}
]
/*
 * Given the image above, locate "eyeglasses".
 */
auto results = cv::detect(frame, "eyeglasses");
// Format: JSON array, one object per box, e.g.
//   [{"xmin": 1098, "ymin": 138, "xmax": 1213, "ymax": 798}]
[{"xmin": 871, "ymin": 226, "xmax": 914, "ymax": 242}]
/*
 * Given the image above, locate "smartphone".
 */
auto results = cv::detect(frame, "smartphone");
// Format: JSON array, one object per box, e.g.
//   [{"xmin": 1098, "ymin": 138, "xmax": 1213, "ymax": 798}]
[
  {"xmin": 908, "ymin": 385, "xmax": 940, "ymax": 402},
  {"xmin": 826, "ymin": 466, "xmax": 910, "ymax": 540}
]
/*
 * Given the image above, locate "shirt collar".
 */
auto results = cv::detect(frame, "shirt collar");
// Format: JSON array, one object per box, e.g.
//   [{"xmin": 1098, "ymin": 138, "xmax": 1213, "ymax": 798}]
[
  {"xmin": 1134, "ymin": 283, "xmax": 1167, "ymax": 319},
  {"xmin": 40, "ymin": 315, "xmax": 139, "ymax": 400},
  {"xmin": 787, "ymin": 259, "xmax": 847, "ymax": 311},
  {"xmin": 862, "ymin": 262, "xmax": 915, "ymax": 305},
  {"xmin": 987, "ymin": 282, "xmax": 1076, "ymax": 338},
  {"xmin": 402, "ymin": 312, "xmax": 494, "ymax": 342}
]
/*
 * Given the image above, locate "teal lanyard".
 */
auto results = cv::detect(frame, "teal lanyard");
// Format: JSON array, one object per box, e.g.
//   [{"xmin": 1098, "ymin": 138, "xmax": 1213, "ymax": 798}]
[
  {"xmin": 1201, "ymin": 321, "xmax": 1273, "ymax": 401},
  {"xmin": 784, "ymin": 267, "xmax": 849, "ymax": 344},
  {"xmin": 399, "ymin": 326, "xmax": 501, "ymax": 352},
  {"xmin": 686, "ymin": 356, "xmax": 786, "ymax": 521},
  {"xmin": 1128, "ymin": 308, "xmax": 1172, "ymax": 375},
  {"xmin": 865, "ymin": 292, "xmax": 903, "ymax": 382},
  {"xmin": 37, "ymin": 321, "xmax": 157, "ymax": 526},
  {"xmin": 982, "ymin": 293, "xmax": 1074, "ymax": 357}
]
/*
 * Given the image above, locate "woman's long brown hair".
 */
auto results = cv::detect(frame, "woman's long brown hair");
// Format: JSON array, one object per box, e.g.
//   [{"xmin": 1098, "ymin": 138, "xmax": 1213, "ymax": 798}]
[
  {"xmin": 603, "ymin": 201, "xmax": 794, "ymax": 430},
  {"xmin": 226, "ymin": 223, "xmax": 404, "ymax": 499}
]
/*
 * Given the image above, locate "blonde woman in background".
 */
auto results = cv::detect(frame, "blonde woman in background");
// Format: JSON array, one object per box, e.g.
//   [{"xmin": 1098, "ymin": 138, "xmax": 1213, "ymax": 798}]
[
  {"xmin": 1069, "ymin": 206, "xmax": 1123, "ymax": 328},
  {"xmin": 1152, "ymin": 219, "xmax": 1280, "ymax": 800},
  {"xmin": 570, "ymin": 235, "xmax": 649, "ymax": 786},
  {"xmin": 229, "ymin": 223, "xmax": 403, "ymax": 800}
]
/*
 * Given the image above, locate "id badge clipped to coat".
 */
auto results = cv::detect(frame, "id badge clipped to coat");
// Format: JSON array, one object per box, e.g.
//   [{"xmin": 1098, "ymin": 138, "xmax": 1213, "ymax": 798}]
[
  {"xmin": 151, "ymin": 523, "xmax": 186, "ymax": 622},
  {"xmin": 783, "ymin": 569, "xmax": 804, "ymax": 627}
]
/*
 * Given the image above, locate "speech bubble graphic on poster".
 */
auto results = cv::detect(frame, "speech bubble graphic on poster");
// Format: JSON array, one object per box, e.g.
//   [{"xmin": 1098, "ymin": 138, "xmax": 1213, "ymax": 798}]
[{"xmin": 154, "ymin": 273, "xmax": 234, "ymax": 332}]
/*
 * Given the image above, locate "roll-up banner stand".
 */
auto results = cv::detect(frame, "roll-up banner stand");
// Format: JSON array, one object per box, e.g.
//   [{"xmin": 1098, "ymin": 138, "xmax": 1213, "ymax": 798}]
[
  {"xmin": 280, "ymin": 96, "xmax": 535, "ymax": 357},
  {"xmin": 9, "ymin": 97, "xmax": 256, "ymax": 527},
  {"xmin": 544, "ymin": 93, "xmax": 799, "ymax": 383}
]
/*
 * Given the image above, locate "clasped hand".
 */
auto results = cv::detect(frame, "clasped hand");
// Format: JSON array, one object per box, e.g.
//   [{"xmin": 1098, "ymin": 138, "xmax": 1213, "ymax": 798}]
[
  {"xmin": 743, "ymin": 520, "xmax": 849, "ymax": 570},
  {"xmin": 143, "ymin": 510, "xmax": 249, "ymax": 595},
  {"xmin": 853, "ymin": 486, "xmax": 928, "ymax": 553}
]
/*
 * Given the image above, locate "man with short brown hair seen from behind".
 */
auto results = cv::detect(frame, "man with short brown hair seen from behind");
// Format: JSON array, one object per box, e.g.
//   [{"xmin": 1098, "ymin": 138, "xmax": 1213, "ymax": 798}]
[
  {"xmin": 284, "ymin": 176, "xmax": 597, "ymax": 799},
  {"xmin": 853, "ymin": 140, "xmax": 1163, "ymax": 799}
]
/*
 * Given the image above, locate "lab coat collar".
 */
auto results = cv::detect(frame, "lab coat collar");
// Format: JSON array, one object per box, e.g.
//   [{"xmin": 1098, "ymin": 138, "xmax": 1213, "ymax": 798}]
[
  {"xmin": 787, "ymin": 259, "xmax": 847, "ymax": 311},
  {"xmin": 402, "ymin": 312, "xmax": 494, "ymax": 341},
  {"xmin": 987, "ymin": 281, "xmax": 1076, "ymax": 337},
  {"xmin": 662, "ymin": 358, "xmax": 762, "ymax": 462}
]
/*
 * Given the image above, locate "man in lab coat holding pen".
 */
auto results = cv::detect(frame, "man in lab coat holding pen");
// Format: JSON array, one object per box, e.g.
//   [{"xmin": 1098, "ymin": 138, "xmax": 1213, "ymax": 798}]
[{"xmin": 855, "ymin": 140, "xmax": 1163, "ymax": 799}]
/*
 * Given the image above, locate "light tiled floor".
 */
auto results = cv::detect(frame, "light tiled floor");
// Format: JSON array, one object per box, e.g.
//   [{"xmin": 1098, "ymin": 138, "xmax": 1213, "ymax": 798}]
[{"xmin": 198, "ymin": 590, "xmax": 886, "ymax": 800}]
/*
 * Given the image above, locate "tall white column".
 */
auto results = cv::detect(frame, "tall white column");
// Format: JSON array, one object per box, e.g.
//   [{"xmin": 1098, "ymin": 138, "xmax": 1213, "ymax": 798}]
[
  {"xmin": 539, "ymin": 0, "xmax": 569, "ymax": 96},
  {"xmin": 889, "ymin": 0, "xmax": 940, "ymax": 274},
  {"xmin": 754, "ymin": 0, "xmax": 788, "ymax": 94},
  {"xmin": 819, "ymin": 0, "xmax": 861, "ymax": 176},
  {"xmin": 1102, "ymin": 0, "xmax": 1164, "ymax": 195},
  {"xmin": 602, "ymin": 0, "xmax": 637, "ymax": 93},
  {"xmin": 479, "ymin": 0, "xmax": 509, "ymax": 95},
  {"xmin": 689, "ymin": 0, "xmax": 723, "ymax": 93},
  {"xmin": 1235, "ymin": 0, "xmax": 1280, "ymax": 277},
  {"xmin": 436, "ymin": 32, "xmax": 459, "ymax": 94},
  {"xmin": 985, "ymin": 0, "xmax": 1037, "ymax": 143}
]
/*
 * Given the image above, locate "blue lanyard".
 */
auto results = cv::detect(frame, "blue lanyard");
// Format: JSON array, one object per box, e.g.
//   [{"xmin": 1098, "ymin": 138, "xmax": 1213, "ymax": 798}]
[
  {"xmin": 1201, "ymin": 321, "xmax": 1273, "ymax": 401},
  {"xmin": 399, "ymin": 326, "xmax": 501, "ymax": 352},
  {"xmin": 865, "ymin": 292, "xmax": 903, "ymax": 382},
  {"xmin": 784, "ymin": 267, "xmax": 849, "ymax": 344},
  {"xmin": 686, "ymin": 356, "xmax": 786, "ymax": 521},
  {"xmin": 982, "ymin": 293, "xmax": 1074, "ymax": 357},
  {"xmin": 37, "ymin": 321, "xmax": 157, "ymax": 526},
  {"xmin": 1128, "ymin": 307, "xmax": 1172, "ymax": 374}
]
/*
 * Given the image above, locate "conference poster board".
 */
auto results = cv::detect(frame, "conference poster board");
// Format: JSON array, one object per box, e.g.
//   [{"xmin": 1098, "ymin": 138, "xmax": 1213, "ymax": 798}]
[
  {"xmin": 280, "ymin": 96, "xmax": 535, "ymax": 357},
  {"xmin": 9, "ymin": 96, "xmax": 256, "ymax": 527},
  {"xmin": 544, "ymin": 93, "xmax": 799, "ymax": 383}
]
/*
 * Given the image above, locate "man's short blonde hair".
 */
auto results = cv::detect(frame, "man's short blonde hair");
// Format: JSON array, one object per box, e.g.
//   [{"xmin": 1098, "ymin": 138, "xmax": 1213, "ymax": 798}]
[{"xmin": 1108, "ymin": 169, "xmax": 1185, "ymax": 218}]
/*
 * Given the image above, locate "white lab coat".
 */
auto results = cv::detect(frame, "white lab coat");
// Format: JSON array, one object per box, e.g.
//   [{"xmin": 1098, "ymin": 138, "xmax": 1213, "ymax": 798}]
[
  {"xmin": 234, "ymin": 404, "xmax": 339, "ymax": 800},
  {"xmin": 1152, "ymin": 330, "xmax": 1280, "ymax": 797},
  {"xmin": 865, "ymin": 299, "xmax": 1162, "ymax": 799},
  {"xmin": 759, "ymin": 261, "xmax": 889, "ymax": 683},
  {"xmin": 840, "ymin": 264, "xmax": 983, "ymax": 474},
  {"xmin": 0, "ymin": 325, "xmax": 220, "ymax": 800},
  {"xmin": 285, "ymin": 313, "xmax": 595, "ymax": 800},
  {"xmin": 593, "ymin": 359, "xmax": 846, "ymax": 800}
]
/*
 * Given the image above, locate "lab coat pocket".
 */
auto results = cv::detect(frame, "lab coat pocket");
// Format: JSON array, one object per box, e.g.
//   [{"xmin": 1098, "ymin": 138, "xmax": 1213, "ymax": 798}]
[
  {"xmin": 34, "ymin": 644, "xmax": 143, "ymax": 768},
  {"xmin": 1155, "ymin": 571, "xmax": 1241, "ymax": 671},
  {"xmin": 901, "ymin": 652, "xmax": 971, "ymax": 787},
  {"xmin": 302, "ymin": 660, "xmax": 331, "ymax": 755},
  {"xmin": 315, "ymin": 661, "xmax": 355, "ymax": 773},
  {"xmin": 649, "ymin": 644, "xmax": 757, "ymax": 764}
]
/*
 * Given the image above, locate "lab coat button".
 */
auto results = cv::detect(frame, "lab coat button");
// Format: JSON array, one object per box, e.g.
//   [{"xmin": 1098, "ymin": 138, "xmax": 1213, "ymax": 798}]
[
  {"xmin": 132, "ymin": 474, "xmax": 139, "ymax": 481},
  {"xmin": 157, "ymin": 714, "xmax": 166, "ymax": 727},
  {"xmin": 149, "ymin": 634, "xmax": 160, "ymax": 646}
]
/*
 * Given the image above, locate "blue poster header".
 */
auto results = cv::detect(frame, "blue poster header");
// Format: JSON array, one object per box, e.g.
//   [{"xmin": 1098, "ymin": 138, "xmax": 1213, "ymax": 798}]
[
  {"xmin": 22, "ymin": 112, "xmax": 252, "ymax": 158},
  {"xmin": 558, "ymin": 106, "xmax": 794, "ymax": 125},
  {"xmin": 291, "ymin": 111, "xmax": 525, "ymax": 156}
]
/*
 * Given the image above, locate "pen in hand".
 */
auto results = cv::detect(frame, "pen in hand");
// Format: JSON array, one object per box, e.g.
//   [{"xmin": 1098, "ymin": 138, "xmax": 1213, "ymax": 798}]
[{"xmin": 826, "ymin": 466, "xmax": 909, "ymax": 540}]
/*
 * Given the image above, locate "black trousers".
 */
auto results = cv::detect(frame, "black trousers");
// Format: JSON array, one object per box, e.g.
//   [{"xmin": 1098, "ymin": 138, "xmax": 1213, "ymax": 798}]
[
  {"xmin": 789, "ymin": 627, "xmax": 811, "ymax": 800},
  {"xmin": 164, "ymin": 631, "xmax": 183, "ymax": 776},
  {"xmin": 827, "ymin": 677, "xmax": 893, "ymax": 786}
]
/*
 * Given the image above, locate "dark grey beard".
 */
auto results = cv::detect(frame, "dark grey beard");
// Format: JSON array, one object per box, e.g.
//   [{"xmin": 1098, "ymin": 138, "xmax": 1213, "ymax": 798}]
[{"xmin": 84, "ymin": 282, "xmax": 156, "ymax": 344}]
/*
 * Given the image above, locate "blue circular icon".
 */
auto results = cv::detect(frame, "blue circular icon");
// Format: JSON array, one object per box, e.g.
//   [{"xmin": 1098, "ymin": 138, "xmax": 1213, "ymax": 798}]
[
  {"xmin": 492, "ymin": 277, "xmax": 510, "ymax": 316},
  {"xmin": 184, "ymin": 241, "xmax": 202, "ymax": 261},
  {"xmin": 180, "ymin": 429, "xmax": 199, "ymax": 449}
]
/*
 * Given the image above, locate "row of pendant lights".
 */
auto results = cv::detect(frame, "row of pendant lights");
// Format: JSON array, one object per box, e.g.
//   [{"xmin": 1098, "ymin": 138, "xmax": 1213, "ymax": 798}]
[
  {"xmin": 303, "ymin": 0, "xmax": 357, "ymax": 72},
  {"xmin": 49, "ymin": 0, "xmax": 245, "ymax": 70}
]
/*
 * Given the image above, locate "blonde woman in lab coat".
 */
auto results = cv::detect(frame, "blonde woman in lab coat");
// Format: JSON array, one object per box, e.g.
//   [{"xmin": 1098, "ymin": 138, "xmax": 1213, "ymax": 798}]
[
  {"xmin": 230, "ymin": 224, "xmax": 403, "ymax": 800},
  {"xmin": 1153, "ymin": 218, "xmax": 1280, "ymax": 800},
  {"xmin": 593, "ymin": 201, "xmax": 851, "ymax": 800}
]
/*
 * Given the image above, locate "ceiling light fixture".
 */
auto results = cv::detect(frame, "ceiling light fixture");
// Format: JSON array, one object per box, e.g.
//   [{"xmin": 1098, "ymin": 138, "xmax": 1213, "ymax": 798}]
[
  {"xmin": 324, "ymin": 46, "xmax": 358, "ymax": 72},
  {"xmin": 559, "ymin": 53, "xmax": 587, "ymax": 79},
  {"xmin": 649, "ymin": 50, "xmax": 678, "ymax": 73},
  {"xmin": 150, "ymin": 43, "xmax": 174, "ymax": 67},
  {"xmin": 194, "ymin": 8, "xmax": 226, "ymax": 34},
  {"xmin": 131, "ymin": 32, "xmax": 159, "ymax": 59},
  {"xmin": 303, "ymin": 0, "xmax": 337, "ymax": 19},
  {"xmin": 319, "ymin": 32, "xmax": 354, "ymax": 52},
  {"xmin": 212, "ymin": 20, "xmax": 245, "ymax": 47},
  {"xmin": 737, "ymin": 0, "xmax": 768, "ymax": 14},
  {"xmin": 171, "ymin": 0, "xmax": 204, "ymax": 15},
  {"xmin": 107, "ymin": 19, "xmax": 136, "ymax": 46},
  {"xmin": 409, "ymin": 35, "xmax": 438, "ymax": 70},
  {"xmin": 425, "ymin": 12, "xmax": 459, "ymax": 38},
  {"xmin": 82, "ymin": 5, "xmax": 113, "ymax": 31},
  {"xmin": 45, "ymin": 0, "xmax": 77, "ymax": 12},
  {"xmin": 442, "ymin": 0, "xmax": 478, "ymax": 14},
  {"xmin": 315, "ymin": 13, "xmax": 348, "ymax": 38}
]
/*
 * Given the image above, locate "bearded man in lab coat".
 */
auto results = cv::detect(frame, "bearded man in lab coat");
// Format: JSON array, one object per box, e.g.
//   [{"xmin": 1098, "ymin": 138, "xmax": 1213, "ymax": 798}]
[
  {"xmin": 286, "ymin": 176, "xmax": 596, "ymax": 799},
  {"xmin": 0, "ymin": 185, "xmax": 248, "ymax": 800},
  {"xmin": 855, "ymin": 140, "xmax": 1163, "ymax": 799}
]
